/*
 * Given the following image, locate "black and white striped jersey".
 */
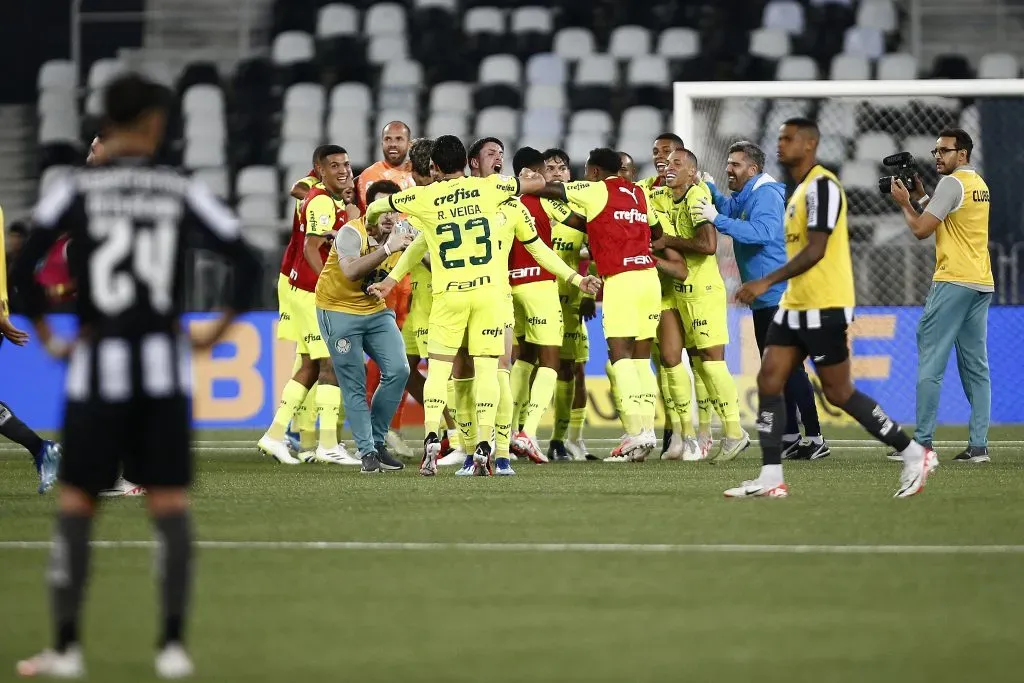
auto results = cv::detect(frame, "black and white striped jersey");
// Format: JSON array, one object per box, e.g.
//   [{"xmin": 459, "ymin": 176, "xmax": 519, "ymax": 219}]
[{"xmin": 13, "ymin": 156, "xmax": 262, "ymax": 401}]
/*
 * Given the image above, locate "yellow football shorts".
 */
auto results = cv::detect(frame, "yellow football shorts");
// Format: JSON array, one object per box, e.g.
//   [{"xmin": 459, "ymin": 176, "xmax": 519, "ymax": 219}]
[
  {"xmin": 502, "ymin": 288, "xmax": 514, "ymax": 330},
  {"xmin": 660, "ymin": 273, "xmax": 676, "ymax": 311},
  {"xmin": 277, "ymin": 274, "xmax": 298, "ymax": 342},
  {"xmin": 602, "ymin": 268, "xmax": 661, "ymax": 341},
  {"xmin": 291, "ymin": 286, "xmax": 330, "ymax": 359},
  {"xmin": 427, "ymin": 288, "xmax": 505, "ymax": 357},
  {"xmin": 512, "ymin": 280, "xmax": 564, "ymax": 347},
  {"xmin": 402, "ymin": 298, "xmax": 431, "ymax": 358},
  {"xmin": 674, "ymin": 284, "xmax": 729, "ymax": 350}
]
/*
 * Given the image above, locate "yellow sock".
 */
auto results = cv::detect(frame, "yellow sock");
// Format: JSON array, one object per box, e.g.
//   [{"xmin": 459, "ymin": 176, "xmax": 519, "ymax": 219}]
[
  {"xmin": 665, "ymin": 363, "xmax": 695, "ymax": 437},
  {"xmin": 473, "ymin": 357, "xmax": 500, "ymax": 445},
  {"xmin": 315, "ymin": 384, "xmax": 341, "ymax": 449},
  {"xmin": 495, "ymin": 368, "xmax": 513, "ymax": 458},
  {"xmin": 509, "ymin": 359, "xmax": 534, "ymax": 431},
  {"xmin": 424, "ymin": 359, "xmax": 453, "ymax": 439},
  {"xmin": 702, "ymin": 360, "xmax": 742, "ymax": 438},
  {"xmin": 605, "ymin": 360, "xmax": 622, "ymax": 416},
  {"xmin": 632, "ymin": 358, "xmax": 658, "ymax": 432},
  {"xmin": 454, "ymin": 377, "xmax": 476, "ymax": 452},
  {"xmin": 551, "ymin": 379, "xmax": 573, "ymax": 441},
  {"xmin": 691, "ymin": 357, "xmax": 713, "ymax": 435},
  {"xmin": 522, "ymin": 366, "xmax": 557, "ymax": 436},
  {"xmin": 658, "ymin": 364, "xmax": 681, "ymax": 433},
  {"xmin": 297, "ymin": 383, "xmax": 318, "ymax": 450},
  {"xmin": 610, "ymin": 358, "xmax": 642, "ymax": 435},
  {"xmin": 446, "ymin": 377, "xmax": 458, "ymax": 420},
  {"xmin": 268, "ymin": 380, "xmax": 308, "ymax": 440},
  {"xmin": 568, "ymin": 407, "xmax": 586, "ymax": 442}
]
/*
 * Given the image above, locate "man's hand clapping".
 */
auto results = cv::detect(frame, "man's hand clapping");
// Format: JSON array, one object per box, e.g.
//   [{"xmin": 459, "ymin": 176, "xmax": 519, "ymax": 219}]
[{"xmin": 385, "ymin": 231, "xmax": 413, "ymax": 254}]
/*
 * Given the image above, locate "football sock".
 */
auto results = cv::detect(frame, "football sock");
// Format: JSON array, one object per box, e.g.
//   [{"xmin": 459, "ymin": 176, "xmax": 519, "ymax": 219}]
[
  {"xmin": 632, "ymin": 358, "xmax": 658, "ymax": 432},
  {"xmin": 605, "ymin": 360, "xmax": 622, "ymax": 415},
  {"xmin": 296, "ymin": 384, "xmax": 318, "ymax": 450},
  {"xmin": 454, "ymin": 377, "xmax": 476, "ymax": 452},
  {"xmin": 0, "ymin": 401, "xmax": 44, "ymax": 461},
  {"xmin": 509, "ymin": 359, "xmax": 534, "ymax": 433},
  {"xmin": 424, "ymin": 359, "xmax": 454, "ymax": 444},
  {"xmin": 665, "ymin": 364, "xmax": 695, "ymax": 438},
  {"xmin": 473, "ymin": 357, "xmax": 500, "ymax": 445},
  {"xmin": 154, "ymin": 511, "xmax": 193, "ymax": 647},
  {"xmin": 702, "ymin": 360, "xmax": 742, "ymax": 439},
  {"xmin": 658, "ymin": 365, "xmax": 682, "ymax": 433},
  {"xmin": 610, "ymin": 359, "xmax": 642, "ymax": 435},
  {"xmin": 315, "ymin": 384, "xmax": 342, "ymax": 450},
  {"xmin": 691, "ymin": 358, "xmax": 713, "ymax": 435},
  {"xmin": 568, "ymin": 408, "xmax": 587, "ymax": 442},
  {"xmin": 841, "ymin": 390, "xmax": 912, "ymax": 452},
  {"xmin": 551, "ymin": 379, "xmax": 573, "ymax": 441},
  {"xmin": 268, "ymin": 380, "xmax": 308, "ymax": 441},
  {"xmin": 495, "ymin": 368, "xmax": 513, "ymax": 458},
  {"xmin": 755, "ymin": 392, "xmax": 786, "ymax": 466},
  {"xmin": 523, "ymin": 366, "xmax": 557, "ymax": 436},
  {"xmin": 49, "ymin": 513, "xmax": 92, "ymax": 653},
  {"xmin": 446, "ymin": 378, "xmax": 458, "ymax": 423},
  {"xmin": 789, "ymin": 368, "xmax": 822, "ymax": 437}
]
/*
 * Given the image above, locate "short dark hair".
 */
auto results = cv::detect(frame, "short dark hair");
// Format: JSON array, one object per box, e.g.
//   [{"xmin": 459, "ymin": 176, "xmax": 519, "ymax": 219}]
[
  {"xmin": 381, "ymin": 120, "xmax": 411, "ymax": 138},
  {"xmin": 587, "ymin": 147, "xmax": 624, "ymax": 176},
  {"xmin": 316, "ymin": 145, "xmax": 348, "ymax": 165},
  {"xmin": 542, "ymin": 148, "xmax": 570, "ymax": 167},
  {"xmin": 678, "ymin": 148, "xmax": 699, "ymax": 167},
  {"xmin": 468, "ymin": 136, "xmax": 504, "ymax": 161},
  {"xmin": 727, "ymin": 140, "xmax": 766, "ymax": 171},
  {"xmin": 512, "ymin": 147, "xmax": 545, "ymax": 175},
  {"xmin": 366, "ymin": 179, "xmax": 403, "ymax": 203},
  {"xmin": 655, "ymin": 132, "xmax": 685, "ymax": 148},
  {"xmin": 431, "ymin": 135, "xmax": 468, "ymax": 174},
  {"xmin": 938, "ymin": 127, "xmax": 974, "ymax": 161},
  {"xmin": 782, "ymin": 117, "xmax": 820, "ymax": 139},
  {"xmin": 103, "ymin": 73, "xmax": 171, "ymax": 127},
  {"xmin": 408, "ymin": 137, "xmax": 434, "ymax": 177}
]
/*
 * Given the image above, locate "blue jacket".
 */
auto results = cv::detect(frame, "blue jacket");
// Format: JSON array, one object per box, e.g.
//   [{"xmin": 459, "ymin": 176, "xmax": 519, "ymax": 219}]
[{"xmin": 707, "ymin": 173, "xmax": 788, "ymax": 309}]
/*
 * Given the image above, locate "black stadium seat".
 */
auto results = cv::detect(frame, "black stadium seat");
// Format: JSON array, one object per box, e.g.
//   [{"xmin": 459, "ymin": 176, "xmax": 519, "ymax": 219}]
[{"xmin": 176, "ymin": 62, "xmax": 221, "ymax": 93}]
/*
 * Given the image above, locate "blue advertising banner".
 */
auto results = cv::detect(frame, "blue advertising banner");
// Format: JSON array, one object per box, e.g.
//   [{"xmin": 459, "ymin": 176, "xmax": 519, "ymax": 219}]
[{"xmin": 1, "ymin": 307, "xmax": 1021, "ymax": 430}]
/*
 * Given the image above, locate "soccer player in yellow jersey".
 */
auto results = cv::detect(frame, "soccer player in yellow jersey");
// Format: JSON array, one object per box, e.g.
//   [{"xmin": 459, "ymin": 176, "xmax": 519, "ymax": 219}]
[
  {"xmin": 654, "ymin": 149, "xmax": 750, "ymax": 462},
  {"xmin": 367, "ymin": 136, "xmax": 600, "ymax": 476},
  {"xmin": 728, "ymin": 117, "xmax": 936, "ymax": 499},
  {"xmin": 315, "ymin": 180, "xmax": 414, "ymax": 471},
  {"xmin": 890, "ymin": 127, "xmax": 993, "ymax": 464}
]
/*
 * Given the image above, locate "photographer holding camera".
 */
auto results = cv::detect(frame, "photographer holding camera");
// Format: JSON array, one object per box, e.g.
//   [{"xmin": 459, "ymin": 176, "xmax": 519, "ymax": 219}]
[{"xmin": 889, "ymin": 128, "xmax": 993, "ymax": 464}]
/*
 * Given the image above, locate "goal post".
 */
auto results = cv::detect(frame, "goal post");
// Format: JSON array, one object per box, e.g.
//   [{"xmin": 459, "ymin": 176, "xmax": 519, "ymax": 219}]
[{"xmin": 672, "ymin": 79, "xmax": 1024, "ymax": 430}]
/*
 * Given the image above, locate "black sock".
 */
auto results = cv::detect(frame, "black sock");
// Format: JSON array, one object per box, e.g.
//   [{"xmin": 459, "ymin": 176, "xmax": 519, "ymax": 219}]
[
  {"xmin": 0, "ymin": 401, "xmax": 45, "ymax": 463},
  {"xmin": 841, "ymin": 390, "xmax": 911, "ymax": 452},
  {"xmin": 155, "ymin": 512, "xmax": 194, "ymax": 647},
  {"xmin": 49, "ymin": 513, "xmax": 93, "ymax": 653},
  {"xmin": 755, "ymin": 393, "xmax": 786, "ymax": 466},
  {"xmin": 786, "ymin": 369, "xmax": 822, "ymax": 437}
]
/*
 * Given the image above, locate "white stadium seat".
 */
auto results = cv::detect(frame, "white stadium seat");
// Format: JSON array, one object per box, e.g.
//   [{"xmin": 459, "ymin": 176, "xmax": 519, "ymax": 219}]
[
  {"xmin": 368, "ymin": 35, "xmax": 408, "ymax": 64},
  {"xmin": 843, "ymin": 27, "xmax": 885, "ymax": 59},
  {"xmin": 840, "ymin": 160, "xmax": 879, "ymax": 189},
  {"xmin": 380, "ymin": 59, "xmax": 423, "ymax": 88},
  {"xmin": 817, "ymin": 136, "xmax": 847, "ymax": 166},
  {"xmin": 480, "ymin": 54, "xmax": 522, "ymax": 85},
  {"xmin": 184, "ymin": 140, "xmax": 225, "ymax": 169},
  {"xmin": 238, "ymin": 195, "xmax": 282, "ymax": 223},
  {"xmin": 84, "ymin": 90, "xmax": 104, "ymax": 117},
  {"xmin": 718, "ymin": 99, "xmax": 765, "ymax": 140},
  {"xmin": 574, "ymin": 55, "xmax": 617, "ymax": 86},
  {"xmin": 37, "ymin": 60, "xmax": 76, "ymax": 91},
  {"xmin": 776, "ymin": 55, "xmax": 818, "ymax": 80},
  {"xmin": 818, "ymin": 100, "xmax": 857, "ymax": 141},
  {"xmin": 283, "ymin": 83, "xmax": 326, "ymax": 114},
  {"xmin": 518, "ymin": 135, "xmax": 558, "ymax": 153},
  {"xmin": 87, "ymin": 58, "xmax": 124, "ymax": 91},
  {"xmin": 192, "ymin": 167, "xmax": 230, "ymax": 200},
  {"xmin": 762, "ymin": 1, "xmax": 805, "ymax": 35},
  {"xmin": 184, "ymin": 116, "xmax": 227, "ymax": 144},
  {"xmin": 764, "ymin": 99, "xmax": 810, "ymax": 136},
  {"xmin": 620, "ymin": 106, "xmax": 664, "ymax": 136},
  {"xmin": 271, "ymin": 31, "xmax": 315, "ymax": 65},
  {"xmin": 627, "ymin": 56, "xmax": 669, "ymax": 85},
  {"xmin": 345, "ymin": 140, "xmax": 373, "ymax": 169},
  {"xmin": 569, "ymin": 110, "xmax": 613, "ymax": 137},
  {"xmin": 474, "ymin": 106, "xmax": 518, "ymax": 140},
  {"xmin": 553, "ymin": 27, "xmax": 596, "ymax": 61},
  {"xmin": 317, "ymin": 4, "xmax": 359, "ymax": 38},
  {"xmin": 565, "ymin": 133, "xmax": 603, "ymax": 162},
  {"xmin": 330, "ymin": 82, "xmax": 373, "ymax": 113},
  {"xmin": 426, "ymin": 111, "xmax": 470, "ymax": 139},
  {"xmin": 856, "ymin": 0, "xmax": 897, "ymax": 32},
  {"xmin": 876, "ymin": 53, "xmax": 918, "ymax": 80},
  {"xmin": 608, "ymin": 26, "xmax": 651, "ymax": 58},
  {"xmin": 854, "ymin": 132, "xmax": 897, "ymax": 162},
  {"xmin": 40, "ymin": 166, "xmax": 72, "ymax": 193},
  {"xmin": 182, "ymin": 85, "xmax": 225, "ymax": 119},
  {"xmin": 830, "ymin": 54, "xmax": 871, "ymax": 80},
  {"xmin": 521, "ymin": 108, "xmax": 564, "ymax": 139},
  {"xmin": 281, "ymin": 109, "xmax": 324, "ymax": 140},
  {"xmin": 524, "ymin": 84, "xmax": 567, "ymax": 111},
  {"xmin": 656, "ymin": 28, "xmax": 699, "ymax": 59},
  {"xmin": 282, "ymin": 164, "xmax": 312, "ymax": 196},
  {"xmin": 415, "ymin": 0, "xmax": 456, "ymax": 10},
  {"xmin": 374, "ymin": 108, "xmax": 417, "ymax": 137},
  {"xmin": 464, "ymin": 7, "xmax": 505, "ymax": 35},
  {"xmin": 749, "ymin": 28, "xmax": 791, "ymax": 59},
  {"xmin": 236, "ymin": 166, "xmax": 279, "ymax": 198},
  {"xmin": 525, "ymin": 53, "xmax": 567, "ymax": 85},
  {"xmin": 277, "ymin": 139, "xmax": 312, "ymax": 167},
  {"xmin": 901, "ymin": 135, "xmax": 936, "ymax": 161},
  {"xmin": 364, "ymin": 2, "xmax": 406, "ymax": 35},
  {"xmin": 979, "ymin": 52, "xmax": 1020, "ymax": 79},
  {"xmin": 511, "ymin": 7, "xmax": 553, "ymax": 34},
  {"xmin": 38, "ymin": 113, "xmax": 79, "ymax": 144},
  {"xmin": 327, "ymin": 112, "xmax": 371, "ymax": 146},
  {"xmin": 37, "ymin": 90, "xmax": 77, "ymax": 119},
  {"xmin": 429, "ymin": 82, "xmax": 473, "ymax": 113}
]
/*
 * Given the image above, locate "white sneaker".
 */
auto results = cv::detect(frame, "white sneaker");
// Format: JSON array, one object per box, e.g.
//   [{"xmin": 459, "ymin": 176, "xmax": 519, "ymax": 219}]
[
  {"xmin": 710, "ymin": 429, "xmax": 751, "ymax": 463},
  {"xmin": 724, "ymin": 479, "xmax": 789, "ymax": 499},
  {"xmin": 437, "ymin": 447, "xmax": 466, "ymax": 466},
  {"xmin": 419, "ymin": 437, "xmax": 441, "ymax": 477},
  {"xmin": 697, "ymin": 432, "xmax": 713, "ymax": 460},
  {"xmin": 681, "ymin": 436, "xmax": 702, "ymax": 461},
  {"xmin": 895, "ymin": 445, "xmax": 939, "ymax": 498},
  {"xmin": 308, "ymin": 444, "xmax": 361, "ymax": 465},
  {"xmin": 16, "ymin": 647, "xmax": 85, "ymax": 678},
  {"xmin": 661, "ymin": 432, "xmax": 684, "ymax": 460},
  {"xmin": 98, "ymin": 476, "xmax": 146, "ymax": 498},
  {"xmin": 155, "ymin": 644, "xmax": 194, "ymax": 679},
  {"xmin": 631, "ymin": 429, "xmax": 657, "ymax": 462},
  {"xmin": 257, "ymin": 435, "xmax": 301, "ymax": 465},
  {"xmin": 386, "ymin": 430, "xmax": 413, "ymax": 458},
  {"xmin": 604, "ymin": 433, "xmax": 647, "ymax": 462},
  {"xmin": 564, "ymin": 438, "xmax": 590, "ymax": 461}
]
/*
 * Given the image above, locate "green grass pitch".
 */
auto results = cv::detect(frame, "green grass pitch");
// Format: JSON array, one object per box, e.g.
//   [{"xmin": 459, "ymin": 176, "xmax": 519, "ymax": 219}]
[{"xmin": 1, "ymin": 425, "xmax": 1023, "ymax": 682}]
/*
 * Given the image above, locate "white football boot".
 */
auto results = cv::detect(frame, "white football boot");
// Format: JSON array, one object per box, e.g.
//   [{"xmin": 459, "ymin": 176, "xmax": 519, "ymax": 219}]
[
  {"xmin": 710, "ymin": 429, "xmax": 751, "ymax": 463},
  {"xmin": 98, "ymin": 476, "xmax": 146, "ymax": 498},
  {"xmin": 661, "ymin": 432, "xmax": 684, "ymax": 460},
  {"xmin": 895, "ymin": 444, "xmax": 939, "ymax": 498},
  {"xmin": 386, "ymin": 429, "xmax": 413, "ymax": 458},
  {"xmin": 681, "ymin": 436, "xmax": 702, "ymax": 461},
  {"xmin": 155, "ymin": 644, "xmax": 194, "ymax": 679},
  {"xmin": 723, "ymin": 479, "xmax": 789, "ymax": 499},
  {"xmin": 257, "ymin": 435, "xmax": 301, "ymax": 465},
  {"xmin": 308, "ymin": 444, "xmax": 361, "ymax": 465},
  {"xmin": 16, "ymin": 647, "xmax": 84, "ymax": 678}
]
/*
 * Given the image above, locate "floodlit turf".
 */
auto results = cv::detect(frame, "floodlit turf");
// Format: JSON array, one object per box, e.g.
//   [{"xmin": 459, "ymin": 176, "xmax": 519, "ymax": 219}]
[{"xmin": 1, "ymin": 425, "xmax": 1023, "ymax": 682}]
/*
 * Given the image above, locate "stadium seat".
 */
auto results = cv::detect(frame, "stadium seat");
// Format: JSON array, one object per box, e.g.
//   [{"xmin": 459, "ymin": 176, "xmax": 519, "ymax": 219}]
[
  {"xmin": 272, "ymin": 31, "xmax": 315, "ymax": 64},
  {"xmin": 317, "ymin": 4, "xmax": 360, "ymax": 38},
  {"xmin": 776, "ymin": 55, "xmax": 818, "ymax": 80},
  {"xmin": 277, "ymin": 139, "xmax": 313, "ymax": 167},
  {"xmin": 840, "ymin": 160, "xmax": 879, "ymax": 189},
  {"xmin": 608, "ymin": 26, "xmax": 652, "ymax": 58},
  {"xmin": 476, "ymin": 54, "xmax": 522, "ymax": 109},
  {"xmin": 87, "ymin": 58, "xmax": 124, "ymax": 91},
  {"xmin": 37, "ymin": 91, "xmax": 77, "ymax": 120},
  {"xmin": 620, "ymin": 106, "xmax": 663, "ymax": 135},
  {"xmin": 829, "ymin": 53, "xmax": 871, "ymax": 80},
  {"xmin": 521, "ymin": 108, "xmax": 564, "ymax": 139},
  {"xmin": 346, "ymin": 139, "xmax": 373, "ymax": 170},
  {"xmin": 900, "ymin": 135, "xmax": 935, "ymax": 162},
  {"xmin": 525, "ymin": 53, "xmax": 567, "ymax": 85},
  {"xmin": 876, "ymin": 53, "xmax": 918, "ymax": 80},
  {"xmin": 364, "ymin": 2, "xmax": 406, "ymax": 35},
  {"xmin": 656, "ymin": 28, "xmax": 700, "ymax": 59},
  {"xmin": 817, "ymin": 136, "xmax": 847, "ymax": 166},
  {"xmin": 818, "ymin": 100, "xmax": 857, "ymax": 141},
  {"xmin": 765, "ymin": 99, "xmax": 810, "ymax": 135},
  {"xmin": 37, "ymin": 60, "xmax": 77, "ymax": 91},
  {"xmin": 568, "ymin": 110, "xmax": 613, "ymax": 137},
  {"xmin": 565, "ymin": 133, "xmax": 601, "ymax": 163},
  {"xmin": 281, "ymin": 164, "xmax": 311, "ymax": 196},
  {"xmin": 553, "ymin": 27, "xmax": 596, "ymax": 61},
  {"xmin": 84, "ymin": 90, "xmax": 104, "ymax": 117},
  {"xmin": 328, "ymin": 115, "xmax": 372, "ymax": 153},
  {"xmin": 511, "ymin": 6, "xmax": 553, "ymax": 33},
  {"xmin": 381, "ymin": 59, "xmax": 424, "ymax": 89},
  {"xmin": 464, "ymin": 6, "xmax": 505, "ymax": 34},
  {"xmin": 38, "ymin": 112, "xmax": 79, "ymax": 144},
  {"xmin": 518, "ymin": 135, "xmax": 558, "ymax": 153},
  {"xmin": 762, "ymin": 1, "xmax": 805, "ymax": 35},
  {"xmin": 193, "ymin": 167, "xmax": 230, "ymax": 200},
  {"xmin": 415, "ymin": 0, "xmax": 457, "ymax": 10},
  {"xmin": 931, "ymin": 54, "xmax": 974, "ymax": 79},
  {"xmin": 854, "ymin": 132, "xmax": 897, "ymax": 161},
  {"xmin": 184, "ymin": 116, "xmax": 227, "ymax": 146},
  {"xmin": 281, "ymin": 109, "xmax": 324, "ymax": 140},
  {"xmin": 374, "ymin": 108, "xmax": 417, "ymax": 136},
  {"xmin": 283, "ymin": 83, "xmax": 326, "ymax": 115},
  {"xmin": 979, "ymin": 52, "xmax": 1020, "ymax": 79},
  {"xmin": 236, "ymin": 166, "xmax": 279, "ymax": 198},
  {"xmin": 571, "ymin": 55, "xmax": 617, "ymax": 110},
  {"xmin": 239, "ymin": 195, "xmax": 282, "ymax": 223},
  {"xmin": 748, "ymin": 28, "xmax": 791, "ymax": 59},
  {"xmin": 176, "ymin": 62, "xmax": 221, "ymax": 92},
  {"xmin": 40, "ymin": 165, "xmax": 72, "ymax": 194},
  {"xmin": 856, "ymin": 0, "xmax": 897, "ymax": 33},
  {"xmin": 429, "ymin": 81, "xmax": 473, "ymax": 113},
  {"xmin": 524, "ymin": 83, "xmax": 567, "ymax": 111},
  {"xmin": 718, "ymin": 99, "xmax": 765, "ymax": 140},
  {"xmin": 625, "ymin": 55, "xmax": 669, "ymax": 108},
  {"xmin": 329, "ymin": 82, "xmax": 373, "ymax": 114},
  {"xmin": 474, "ymin": 106, "xmax": 518, "ymax": 141},
  {"xmin": 426, "ymin": 111, "xmax": 470, "ymax": 139},
  {"xmin": 368, "ymin": 35, "xmax": 409, "ymax": 64},
  {"xmin": 842, "ymin": 27, "xmax": 885, "ymax": 59},
  {"xmin": 184, "ymin": 140, "xmax": 226, "ymax": 169},
  {"xmin": 617, "ymin": 135, "xmax": 651, "ymax": 159}
]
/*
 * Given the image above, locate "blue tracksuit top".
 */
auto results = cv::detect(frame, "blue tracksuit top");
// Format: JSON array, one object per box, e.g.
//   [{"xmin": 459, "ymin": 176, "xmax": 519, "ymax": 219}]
[{"xmin": 706, "ymin": 173, "xmax": 789, "ymax": 310}]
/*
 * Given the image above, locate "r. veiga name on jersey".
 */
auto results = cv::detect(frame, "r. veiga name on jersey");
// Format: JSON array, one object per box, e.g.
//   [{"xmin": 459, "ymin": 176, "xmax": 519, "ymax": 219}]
[
  {"xmin": 509, "ymin": 266, "xmax": 542, "ymax": 279},
  {"xmin": 612, "ymin": 208, "xmax": 649, "ymax": 224}
]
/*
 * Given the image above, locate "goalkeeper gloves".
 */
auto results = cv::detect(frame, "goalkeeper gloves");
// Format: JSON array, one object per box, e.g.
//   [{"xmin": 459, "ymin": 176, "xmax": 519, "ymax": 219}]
[{"xmin": 698, "ymin": 198, "xmax": 719, "ymax": 224}]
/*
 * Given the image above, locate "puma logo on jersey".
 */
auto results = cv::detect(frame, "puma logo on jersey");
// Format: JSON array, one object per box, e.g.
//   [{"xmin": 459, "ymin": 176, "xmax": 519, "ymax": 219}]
[
  {"xmin": 618, "ymin": 186, "xmax": 639, "ymax": 203},
  {"xmin": 510, "ymin": 266, "xmax": 542, "ymax": 279},
  {"xmin": 612, "ymin": 208, "xmax": 649, "ymax": 224},
  {"xmin": 623, "ymin": 254, "xmax": 653, "ymax": 266}
]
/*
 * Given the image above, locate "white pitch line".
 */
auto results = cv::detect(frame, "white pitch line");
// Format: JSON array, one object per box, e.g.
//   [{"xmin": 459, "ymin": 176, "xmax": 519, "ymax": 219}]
[{"xmin": 2, "ymin": 540, "xmax": 1024, "ymax": 555}]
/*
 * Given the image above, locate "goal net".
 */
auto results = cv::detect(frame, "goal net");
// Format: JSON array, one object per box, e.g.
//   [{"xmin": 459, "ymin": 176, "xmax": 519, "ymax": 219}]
[{"xmin": 673, "ymin": 79, "xmax": 1024, "ymax": 430}]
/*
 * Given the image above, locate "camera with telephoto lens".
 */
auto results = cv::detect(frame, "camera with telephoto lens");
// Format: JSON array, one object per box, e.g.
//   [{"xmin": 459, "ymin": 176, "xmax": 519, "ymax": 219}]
[{"xmin": 878, "ymin": 152, "xmax": 916, "ymax": 194}]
